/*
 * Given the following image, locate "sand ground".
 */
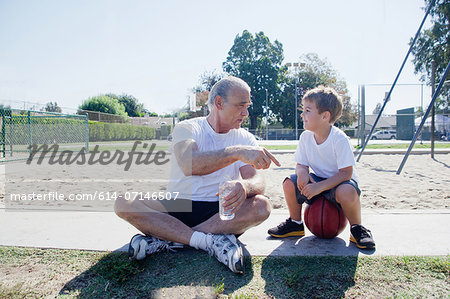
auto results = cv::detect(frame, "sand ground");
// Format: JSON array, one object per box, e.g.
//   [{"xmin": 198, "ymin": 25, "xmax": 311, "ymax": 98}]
[
  {"xmin": 264, "ymin": 153, "xmax": 450, "ymax": 210},
  {"xmin": 2, "ymin": 152, "xmax": 449, "ymax": 211}
]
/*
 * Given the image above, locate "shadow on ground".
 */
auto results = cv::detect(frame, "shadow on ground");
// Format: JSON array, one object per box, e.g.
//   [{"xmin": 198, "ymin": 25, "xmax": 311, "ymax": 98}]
[
  {"xmin": 59, "ymin": 248, "xmax": 253, "ymax": 298},
  {"xmin": 261, "ymin": 255, "xmax": 358, "ymax": 298},
  {"xmin": 259, "ymin": 235, "xmax": 374, "ymax": 298}
]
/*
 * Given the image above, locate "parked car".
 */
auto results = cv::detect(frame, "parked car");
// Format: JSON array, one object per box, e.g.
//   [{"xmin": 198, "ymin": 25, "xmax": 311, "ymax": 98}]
[{"xmin": 371, "ymin": 130, "xmax": 396, "ymax": 140}]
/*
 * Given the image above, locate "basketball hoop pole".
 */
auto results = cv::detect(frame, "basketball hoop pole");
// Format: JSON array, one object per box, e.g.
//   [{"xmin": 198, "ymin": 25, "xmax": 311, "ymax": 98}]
[
  {"xmin": 397, "ymin": 61, "xmax": 450, "ymax": 175},
  {"xmin": 356, "ymin": 0, "xmax": 435, "ymax": 162}
]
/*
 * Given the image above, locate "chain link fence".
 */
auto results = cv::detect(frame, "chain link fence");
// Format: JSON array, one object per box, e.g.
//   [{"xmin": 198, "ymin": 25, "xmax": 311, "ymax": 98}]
[
  {"xmin": 0, "ymin": 109, "xmax": 89, "ymax": 162},
  {"xmin": 78, "ymin": 109, "xmax": 130, "ymax": 123}
]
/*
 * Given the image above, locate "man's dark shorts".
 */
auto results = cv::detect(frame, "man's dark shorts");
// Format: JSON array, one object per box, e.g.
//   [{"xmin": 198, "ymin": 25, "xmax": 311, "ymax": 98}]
[
  {"xmin": 166, "ymin": 199, "xmax": 219, "ymax": 228},
  {"xmin": 286, "ymin": 173, "xmax": 361, "ymax": 208}
]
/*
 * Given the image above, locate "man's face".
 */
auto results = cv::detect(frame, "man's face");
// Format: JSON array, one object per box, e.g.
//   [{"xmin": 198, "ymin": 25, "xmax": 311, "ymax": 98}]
[{"xmin": 219, "ymin": 87, "xmax": 252, "ymax": 130}]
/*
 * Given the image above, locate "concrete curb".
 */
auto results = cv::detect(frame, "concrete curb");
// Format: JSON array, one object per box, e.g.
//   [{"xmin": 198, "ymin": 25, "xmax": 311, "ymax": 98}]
[{"xmin": 0, "ymin": 208, "xmax": 448, "ymax": 256}]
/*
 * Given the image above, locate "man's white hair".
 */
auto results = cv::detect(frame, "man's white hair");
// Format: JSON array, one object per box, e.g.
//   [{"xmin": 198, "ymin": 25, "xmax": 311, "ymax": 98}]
[{"xmin": 207, "ymin": 76, "xmax": 251, "ymax": 110}]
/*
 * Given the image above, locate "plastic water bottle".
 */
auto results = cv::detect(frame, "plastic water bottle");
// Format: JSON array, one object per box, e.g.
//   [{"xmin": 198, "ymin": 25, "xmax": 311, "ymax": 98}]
[{"xmin": 219, "ymin": 180, "xmax": 235, "ymax": 221}]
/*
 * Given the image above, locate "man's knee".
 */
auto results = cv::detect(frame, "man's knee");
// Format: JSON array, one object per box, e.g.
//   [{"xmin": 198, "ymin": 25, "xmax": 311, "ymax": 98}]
[
  {"xmin": 114, "ymin": 196, "xmax": 134, "ymax": 220},
  {"xmin": 252, "ymin": 195, "xmax": 271, "ymax": 222},
  {"xmin": 335, "ymin": 184, "xmax": 359, "ymax": 205}
]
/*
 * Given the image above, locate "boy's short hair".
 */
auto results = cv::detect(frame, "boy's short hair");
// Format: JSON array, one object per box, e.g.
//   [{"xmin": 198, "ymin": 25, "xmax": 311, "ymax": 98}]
[{"xmin": 302, "ymin": 86, "xmax": 343, "ymax": 124}]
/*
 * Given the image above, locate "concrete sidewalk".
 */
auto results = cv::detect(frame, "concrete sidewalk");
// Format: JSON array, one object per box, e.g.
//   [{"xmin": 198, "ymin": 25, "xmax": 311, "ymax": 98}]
[{"xmin": 1, "ymin": 209, "xmax": 448, "ymax": 256}]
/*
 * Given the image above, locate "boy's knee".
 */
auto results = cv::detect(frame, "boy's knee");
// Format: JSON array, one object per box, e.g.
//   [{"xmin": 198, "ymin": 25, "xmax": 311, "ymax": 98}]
[
  {"xmin": 283, "ymin": 178, "xmax": 296, "ymax": 193},
  {"xmin": 335, "ymin": 184, "xmax": 359, "ymax": 204}
]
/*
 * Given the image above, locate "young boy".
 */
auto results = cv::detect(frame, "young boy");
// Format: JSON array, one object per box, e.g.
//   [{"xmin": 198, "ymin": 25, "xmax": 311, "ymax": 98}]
[{"xmin": 268, "ymin": 86, "xmax": 375, "ymax": 249}]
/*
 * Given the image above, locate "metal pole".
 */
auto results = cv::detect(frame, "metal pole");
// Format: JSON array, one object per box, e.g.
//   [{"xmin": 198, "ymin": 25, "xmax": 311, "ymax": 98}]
[
  {"xmin": 397, "ymin": 60, "xmax": 450, "ymax": 174},
  {"xmin": 85, "ymin": 114, "xmax": 89, "ymax": 153},
  {"xmin": 265, "ymin": 89, "xmax": 269, "ymax": 140},
  {"xmin": 431, "ymin": 61, "xmax": 436, "ymax": 159},
  {"xmin": 356, "ymin": 0, "xmax": 435, "ymax": 161},
  {"xmin": 420, "ymin": 83, "xmax": 423, "ymax": 144},
  {"xmin": 28, "ymin": 111, "xmax": 32, "ymax": 156},
  {"xmin": 1, "ymin": 114, "xmax": 5, "ymax": 158},
  {"xmin": 361, "ymin": 85, "xmax": 366, "ymax": 147},
  {"xmin": 295, "ymin": 77, "xmax": 299, "ymax": 140},
  {"xmin": 357, "ymin": 85, "xmax": 360, "ymax": 146}
]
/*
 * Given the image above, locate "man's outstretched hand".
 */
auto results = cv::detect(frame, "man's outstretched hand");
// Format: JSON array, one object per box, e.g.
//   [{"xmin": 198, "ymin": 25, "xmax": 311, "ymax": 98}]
[{"xmin": 238, "ymin": 146, "xmax": 281, "ymax": 169}]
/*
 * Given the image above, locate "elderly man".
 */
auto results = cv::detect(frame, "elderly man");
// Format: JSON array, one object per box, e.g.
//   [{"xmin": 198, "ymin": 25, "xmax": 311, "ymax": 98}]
[{"xmin": 114, "ymin": 76, "xmax": 279, "ymax": 274}]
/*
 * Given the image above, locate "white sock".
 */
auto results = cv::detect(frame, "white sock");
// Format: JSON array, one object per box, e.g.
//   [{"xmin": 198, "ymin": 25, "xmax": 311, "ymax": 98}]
[
  {"xmin": 291, "ymin": 218, "xmax": 303, "ymax": 225},
  {"xmin": 189, "ymin": 231, "xmax": 208, "ymax": 251}
]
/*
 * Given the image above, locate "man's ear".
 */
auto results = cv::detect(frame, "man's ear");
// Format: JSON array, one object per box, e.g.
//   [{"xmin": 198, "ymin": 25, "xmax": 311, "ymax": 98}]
[{"xmin": 215, "ymin": 96, "xmax": 224, "ymax": 110}]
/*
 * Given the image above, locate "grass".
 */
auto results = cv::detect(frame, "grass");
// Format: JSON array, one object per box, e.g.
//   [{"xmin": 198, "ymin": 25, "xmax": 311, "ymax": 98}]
[
  {"xmin": 263, "ymin": 142, "xmax": 450, "ymax": 151},
  {"xmin": 0, "ymin": 246, "xmax": 448, "ymax": 298}
]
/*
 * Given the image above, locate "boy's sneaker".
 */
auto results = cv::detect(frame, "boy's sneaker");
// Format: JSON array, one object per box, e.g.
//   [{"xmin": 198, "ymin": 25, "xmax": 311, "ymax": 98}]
[
  {"xmin": 205, "ymin": 234, "xmax": 244, "ymax": 274},
  {"xmin": 350, "ymin": 225, "xmax": 376, "ymax": 249},
  {"xmin": 128, "ymin": 234, "xmax": 180, "ymax": 260},
  {"xmin": 268, "ymin": 218, "xmax": 305, "ymax": 238}
]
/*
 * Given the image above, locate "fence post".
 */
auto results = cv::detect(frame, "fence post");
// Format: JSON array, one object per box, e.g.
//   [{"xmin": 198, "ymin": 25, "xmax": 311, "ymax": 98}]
[
  {"xmin": 8, "ymin": 116, "xmax": 12, "ymax": 156},
  {"xmin": 27, "ymin": 111, "xmax": 32, "ymax": 156},
  {"xmin": 1, "ymin": 113, "xmax": 4, "ymax": 158},
  {"xmin": 85, "ymin": 114, "xmax": 89, "ymax": 153}
]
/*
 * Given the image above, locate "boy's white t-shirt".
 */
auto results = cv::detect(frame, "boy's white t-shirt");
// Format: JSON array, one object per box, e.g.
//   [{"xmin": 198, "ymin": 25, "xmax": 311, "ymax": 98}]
[
  {"xmin": 294, "ymin": 126, "xmax": 359, "ymax": 183},
  {"xmin": 167, "ymin": 117, "xmax": 258, "ymax": 202}
]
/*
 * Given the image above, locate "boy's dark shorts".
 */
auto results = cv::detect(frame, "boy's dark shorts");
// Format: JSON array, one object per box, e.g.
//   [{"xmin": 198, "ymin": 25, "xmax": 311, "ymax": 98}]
[
  {"xmin": 285, "ymin": 173, "xmax": 361, "ymax": 208},
  {"xmin": 166, "ymin": 199, "xmax": 219, "ymax": 228}
]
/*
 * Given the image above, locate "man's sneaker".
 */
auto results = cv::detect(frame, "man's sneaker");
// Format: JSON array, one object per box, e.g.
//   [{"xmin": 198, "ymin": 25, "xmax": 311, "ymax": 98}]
[
  {"xmin": 205, "ymin": 234, "xmax": 244, "ymax": 274},
  {"xmin": 128, "ymin": 234, "xmax": 178, "ymax": 260},
  {"xmin": 268, "ymin": 218, "xmax": 305, "ymax": 238},
  {"xmin": 350, "ymin": 225, "xmax": 376, "ymax": 249}
]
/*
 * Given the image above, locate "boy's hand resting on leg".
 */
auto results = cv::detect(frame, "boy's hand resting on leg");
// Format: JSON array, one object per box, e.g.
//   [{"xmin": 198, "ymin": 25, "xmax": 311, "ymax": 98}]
[
  {"xmin": 301, "ymin": 182, "xmax": 323, "ymax": 200},
  {"xmin": 296, "ymin": 174, "xmax": 310, "ymax": 192}
]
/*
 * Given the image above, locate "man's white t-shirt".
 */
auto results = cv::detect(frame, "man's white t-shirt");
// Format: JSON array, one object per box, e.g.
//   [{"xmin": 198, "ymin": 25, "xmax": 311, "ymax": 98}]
[
  {"xmin": 167, "ymin": 117, "xmax": 258, "ymax": 202},
  {"xmin": 294, "ymin": 126, "xmax": 359, "ymax": 183}
]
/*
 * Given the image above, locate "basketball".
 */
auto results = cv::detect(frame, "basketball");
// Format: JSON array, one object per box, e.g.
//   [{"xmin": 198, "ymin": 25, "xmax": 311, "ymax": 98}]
[{"xmin": 304, "ymin": 195, "xmax": 347, "ymax": 239}]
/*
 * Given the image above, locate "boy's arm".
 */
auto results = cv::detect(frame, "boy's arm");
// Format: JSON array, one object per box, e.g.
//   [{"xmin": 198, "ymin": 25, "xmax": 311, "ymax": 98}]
[{"xmin": 301, "ymin": 166, "xmax": 353, "ymax": 199}]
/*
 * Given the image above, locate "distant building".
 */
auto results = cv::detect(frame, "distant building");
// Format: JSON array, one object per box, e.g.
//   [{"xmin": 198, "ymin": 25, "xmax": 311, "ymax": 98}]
[{"xmin": 349, "ymin": 114, "xmax": 396, "ymax": 134}]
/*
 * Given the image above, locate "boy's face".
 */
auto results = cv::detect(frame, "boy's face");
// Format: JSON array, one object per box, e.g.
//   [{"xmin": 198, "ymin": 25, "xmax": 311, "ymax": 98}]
[{"xmin": 301, "ymin": 99, "xmax": 329, "ymax": 131}]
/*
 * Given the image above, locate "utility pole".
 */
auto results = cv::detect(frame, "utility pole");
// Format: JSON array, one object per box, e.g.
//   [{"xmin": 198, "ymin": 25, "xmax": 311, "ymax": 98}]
[{"xmin": 265, "ymin": 89, "xmax": 269, "ymax": 140}]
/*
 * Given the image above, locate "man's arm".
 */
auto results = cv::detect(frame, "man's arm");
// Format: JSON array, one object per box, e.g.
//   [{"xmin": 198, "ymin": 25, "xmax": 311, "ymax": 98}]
[
  {"xmin": 221, "ymin": 164, "xmax": 265, "ymax": 212},
  {"xmin": 239, "ymin": 164, "xmax": 265, "ymax": 197},
  {"xmin": 301, "ymin": 166, "xmax": 353, "ymax": 199},
  {"xmin": 174, "ymin": 139, "xmax": 280, "ymax": 176}
]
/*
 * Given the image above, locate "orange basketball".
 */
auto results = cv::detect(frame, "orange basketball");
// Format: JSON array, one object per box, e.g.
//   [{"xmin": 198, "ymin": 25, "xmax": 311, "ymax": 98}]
[{"xmin": 304, "ymin": 195, "xmax": 347, "ymax": 239}]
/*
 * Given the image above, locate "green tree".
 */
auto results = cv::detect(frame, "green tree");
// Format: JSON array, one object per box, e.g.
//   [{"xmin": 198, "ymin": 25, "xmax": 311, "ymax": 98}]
[
  {"xmin": 274, "ymin": 53, "xmax": 357, "ymax": 128},
  {"xmin": 79, "ymin": 95, "xmax": 127, "ymax": 116},
  {"xmin": 410, "ymin": 0, "xmax": 449, "ymax": 110},
  {"xmin": 184, "ymin": 70, "xmax": 225, "ymax": 121},
  {"xmin": 223, "ymin": 30, "xmax": 285, "ymax": 129},
  {"xmin": 105, "ymin": 93, "xmax": 145, "ymax": 117},
  {"xmin": 192, "ymin": 70, "xmax": 224, "ymax": 94},
  {"xmin": 44, "ymin": 101, "xmax": 62, "ymax": 113}
]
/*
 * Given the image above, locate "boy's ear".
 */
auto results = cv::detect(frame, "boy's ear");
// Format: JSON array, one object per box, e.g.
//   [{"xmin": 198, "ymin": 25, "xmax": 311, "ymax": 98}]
[{"xmin": 322, "ymin": 111, "xmax": 331, "ymax": 121}]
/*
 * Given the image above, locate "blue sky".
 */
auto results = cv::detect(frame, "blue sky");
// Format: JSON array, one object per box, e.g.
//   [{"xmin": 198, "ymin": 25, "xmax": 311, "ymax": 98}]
[{"xmin": 0, "ymin": 0, "xmax": 433, "ymax": 115}]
